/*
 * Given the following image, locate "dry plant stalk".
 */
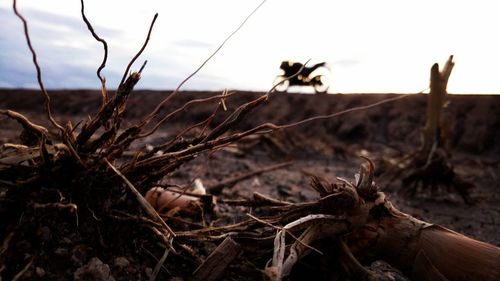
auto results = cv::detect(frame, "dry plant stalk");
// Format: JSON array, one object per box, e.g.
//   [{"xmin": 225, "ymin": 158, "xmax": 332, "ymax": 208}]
[
  {"xmin": 11, "ymin": 0, "xmax": 64, "ymax": 133},
  {"xmin": 167, "ymin": 159, "xmax": 500, "ymax": 280},
  {"xmin": 0, "ymin": 110, "xmax": 48, "ymax": 145},
  {"xmin": 209, "ymin": 159, "xmax": 499, "ymax": 281},
  {"xmin": 397, "ymin": 56, "xmax": 475, "ymax": 203},
  {"xmin": 0, "ymin": 0, "xmax": 280, "ymax": 279},
  {"xmin": 421, "ymin": 55, "xmax": 454, "ymax": 160}
]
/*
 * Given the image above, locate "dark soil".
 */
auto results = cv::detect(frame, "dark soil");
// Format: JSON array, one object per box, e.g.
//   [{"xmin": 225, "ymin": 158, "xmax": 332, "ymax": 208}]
[{"xmin": 1, "ymin": 89, "xmax": 499, "ymax": 280}]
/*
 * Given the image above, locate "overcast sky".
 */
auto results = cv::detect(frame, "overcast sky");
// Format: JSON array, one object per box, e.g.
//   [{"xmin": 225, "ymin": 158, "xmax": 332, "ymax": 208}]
[{"xmin": 1, "ymin": 0, "xmax": 499, "ymax": 94}]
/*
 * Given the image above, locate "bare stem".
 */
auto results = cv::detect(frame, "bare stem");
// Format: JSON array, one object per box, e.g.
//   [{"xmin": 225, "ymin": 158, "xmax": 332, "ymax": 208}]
[
  {"xmin": 105, "ymin": 159, "xmax": 176, "ymax": 247},
  {"xmin": 12, "ymin": 0, "xmax": 64, "ymax": 132},
  {"xmin": 79, "ymin": 0, "xmax": 108, "ymax": 85},
  {"xmin": 119, "ymin": 13, "xmax": 158, "ymax": 87},
  {"xmin": 143, "ymin": 0, "xmax": 268, "ymax": 125},
  {"xmin": 139, "ymin": 92, "xmax": 236, "ymax": 138}
]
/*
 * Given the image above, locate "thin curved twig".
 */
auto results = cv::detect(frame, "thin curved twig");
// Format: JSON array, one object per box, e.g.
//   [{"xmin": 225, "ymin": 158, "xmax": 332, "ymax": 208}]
[
  {"xmin": 239, "ymin": 88, "xmax": 430, "ymax": 138},
  {"xmin": 119, "ymin": 13, "xmax": 158, "ymax": 87},
  {"xmin": 138, "ymin": 89, "xmax": 428, "ymax": 166},
  {"xmin": 273, "ymin": 92, "xmax": 418, "ymax": 131},
  {"xmin": 139, "ymin": 92, "xmax": 236, "ymax": 138},
  {"xmin": 12, "ymin": 0, "xmax": 64, "ymax": 132},
  {"xmin": 199, "ymin": 60, "xmax": 309, "ymax": 143},
  {"xmin": 143, "ymin": 0, "xmax": 268, "ymax": 125},
  {"xmin": 79, "ymin": 0, "xmax": 108, "ymax": 85}
]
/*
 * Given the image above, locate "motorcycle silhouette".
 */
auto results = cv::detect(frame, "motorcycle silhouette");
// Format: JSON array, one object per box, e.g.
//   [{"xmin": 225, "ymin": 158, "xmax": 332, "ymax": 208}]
[{"xmin": 273, "ymin": 61, "xmax": 330, "ymax": 93}]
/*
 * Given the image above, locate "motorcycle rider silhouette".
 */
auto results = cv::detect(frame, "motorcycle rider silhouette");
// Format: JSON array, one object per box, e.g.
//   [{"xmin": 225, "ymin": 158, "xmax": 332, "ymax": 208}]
[{"xmin": 274, "ymin": 61, "xmax": 330, "ymax": 93}]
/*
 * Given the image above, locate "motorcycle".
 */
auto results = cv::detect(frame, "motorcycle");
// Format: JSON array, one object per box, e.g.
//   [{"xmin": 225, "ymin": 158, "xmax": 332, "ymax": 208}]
[{"xmin": 273, "ymin": 61, "xmax": 330, "ymax": 93}]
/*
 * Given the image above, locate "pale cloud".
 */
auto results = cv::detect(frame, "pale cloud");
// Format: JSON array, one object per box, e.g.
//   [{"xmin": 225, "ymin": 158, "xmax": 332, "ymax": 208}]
[{"xmin": 172, "ymin": 39, "xmax": 214, "ymax": 50}]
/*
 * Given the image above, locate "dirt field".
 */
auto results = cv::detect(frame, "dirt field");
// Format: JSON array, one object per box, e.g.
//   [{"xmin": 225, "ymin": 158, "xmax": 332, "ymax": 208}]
[{"xmin": 1, "ymin": 89, "xmax": 499, "ymax": 280}]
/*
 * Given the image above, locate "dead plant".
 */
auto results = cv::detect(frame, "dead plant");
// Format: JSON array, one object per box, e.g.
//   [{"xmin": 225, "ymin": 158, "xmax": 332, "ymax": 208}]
[
  {"xmin": 178, "ymin": 158, "xmax": 500, "ymax": 281},
  {"xmin": 0, "ymin": 0, "xmax": 275, "ymax": 279},
  {"xmin": 394, "ymin": 56, "xmax": 476, "ymax": 203}
]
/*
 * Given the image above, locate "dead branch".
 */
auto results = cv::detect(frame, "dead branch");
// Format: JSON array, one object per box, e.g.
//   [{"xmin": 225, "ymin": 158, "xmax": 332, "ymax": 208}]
[
  {"xmin": 79, "ymin": 0, "xmax": 109, "ymax": 103},
  {"xmin": 76, "ymin": 13, "xmax": 156, "ymax": 149},
  {"xmin": 138, "ymin": 92, "xmax": 236, "ymax": 139},
  {"xmin": 125, "ymin": 95, "xmax": 272, "ymax": 183},
  {"xmin": 139, "ymin": 0, "xmax": 268, "ymax": 131},
  {"xmin": 203, "ymin": 95, "xmax": 270, "ymax": 142},
  {"xmin": 278, "ymin": 93, "xmax": 414, "ymax": 131},
  {"xmin": 191, "ymin": 237, "xmax": 242, "ymax": 281},
  {"xmin": 32, "ymin": 202, "xmax": 78, "ymax": 212},
  {"xmin": 105, "ymin": 159, "xmax": 176, "ymax": 246},
  {"xmin": 79, "ymin": 0, "xmax": 108, "ymax": 85},
  {"xmin": 150, "ymin": 247, "xmax": 170, "ymax": 281},
  {"xmin": 157, "ymin": 93, "xmax": 417, "ymax": 158},
  {"xmin": 119, "ymin": 14, "xmax": 158, "ymax": 87},
  {"xmin": 222, "ymin": 191, "xmax": 294, "ymax": 207},
  {"xmin": 0, "ymin": 110, "xmax": 48, "ymax": 139},
  {"xmin": 131, "ymin": 93, "xmax": 418, "ymax": 171},
  {"xmin": 76, "ymin": 72, "xmax": 142, "ymax": 148},
  {"xmin": 12, "ymin": 0, "xmax": 64, "ymax": 133},
  {"xmin": 174, "ymin": 218, "xmax": 267, "ymax": 238},
  {"xmin": 11, "ymin": 256, "xmax": 34, "ymax": 281}
]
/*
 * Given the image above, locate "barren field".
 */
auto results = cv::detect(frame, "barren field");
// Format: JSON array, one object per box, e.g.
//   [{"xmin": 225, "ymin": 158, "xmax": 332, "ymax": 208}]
[{"xmin": 1, "ymin": 89, "xmax": 499, "ymax": 280}]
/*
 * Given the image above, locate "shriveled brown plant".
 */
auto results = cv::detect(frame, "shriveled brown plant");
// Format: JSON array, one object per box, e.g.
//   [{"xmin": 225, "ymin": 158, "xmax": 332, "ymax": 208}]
[
  {"xmin": 0, "ymin": 0, "xmax": 276, "ymax": 279},
  {"xmin": 175, "ymin": 158, "xmax": 499, "ymax": 281},
  {"xmin": 391, "ymin": 56, "xmax": 476, "ymax": 203}
]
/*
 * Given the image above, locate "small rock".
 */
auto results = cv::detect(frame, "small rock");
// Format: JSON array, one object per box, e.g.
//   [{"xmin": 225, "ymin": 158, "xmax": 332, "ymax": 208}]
[
  {"xmin": 369, "ymin": 260, "xmax": 409, "ymax": 281},
  {"xmin": 54, "ymin": 248, "xmax": 69, "ymax": 257},
  {"xmin": 113, "ymin": 257, "xmax": 130, "ymax": 268},
  {"xmin": 35, "ymin": 267, "xmax": 46, "ymax": 278},
  {"xmin": 74, "ymin": 257, "xmax": 115, "ymax": 281},
  {"xmin": 61, "ymin": 237, "xmax": 72, "ymax": 244}
]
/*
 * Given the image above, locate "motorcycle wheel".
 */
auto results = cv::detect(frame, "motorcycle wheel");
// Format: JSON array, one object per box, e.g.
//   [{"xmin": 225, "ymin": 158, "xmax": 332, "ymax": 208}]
[
  {"xmin": 313, "ymin": 75, "xmax": 329, "ymax": 94},
  {"xmin": 273, "ymin": 75, "xmax": 289, "ymax": 92}
]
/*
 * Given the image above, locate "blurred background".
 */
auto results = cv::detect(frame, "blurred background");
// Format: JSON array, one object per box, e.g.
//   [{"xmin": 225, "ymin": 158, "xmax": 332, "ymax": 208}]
[{"xmin": 1, "ymin": 0, "xmax": 499, "ymax": 94}]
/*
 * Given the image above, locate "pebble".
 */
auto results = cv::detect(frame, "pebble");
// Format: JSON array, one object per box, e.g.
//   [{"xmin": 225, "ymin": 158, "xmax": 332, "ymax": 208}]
[
  {"xmin": 74, "ymin": 257, "xmax": 115, "ymax": 281},
  {"xmin": 114, "ymin": 257, "xmax": 130, "ymax": 268},
  {"xmin": 35, "ymin": 267, "xmax": 46, "ymax": 278},
  {"xmin": 54, "ymin": 248, "xmax": 69, "ymax": 257}
]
